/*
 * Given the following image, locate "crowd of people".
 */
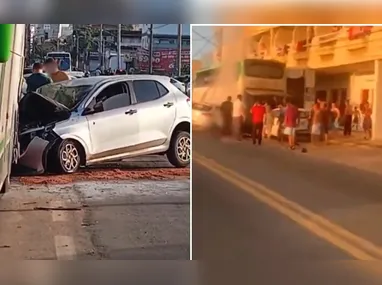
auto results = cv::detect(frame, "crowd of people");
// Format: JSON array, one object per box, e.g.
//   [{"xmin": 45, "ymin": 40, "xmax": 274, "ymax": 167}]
[
  {"xmin": 219, "ymin": 95, "xmax": 300, "ymax": 150},
  {"xmin": 26, "ymin": 58, "xmax": 70, "ymax": 92},
  {"xmin": 219, "ymin": 95, "xmax": 374, "ymax": 150},
  {"xmin": 310, "ymin": 99, "xmax": 373, "ymax": 142}
]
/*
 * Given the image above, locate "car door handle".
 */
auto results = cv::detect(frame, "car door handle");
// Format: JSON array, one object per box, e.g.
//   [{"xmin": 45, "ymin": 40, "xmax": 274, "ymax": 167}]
[
  {"xmin": 164, "ymin": 102, "xmax": 174, "ymax": 108},
  {"xmin": 125, "ymin": 109, "xmax": 137, "ymax": 115}
]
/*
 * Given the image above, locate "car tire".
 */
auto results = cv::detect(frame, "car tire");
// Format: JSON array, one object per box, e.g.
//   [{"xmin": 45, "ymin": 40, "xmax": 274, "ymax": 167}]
[
  {"xmin": 54, "ymin": 140, "xmax": 82, "ymax": 174},
  {"xmin": 167, "ymin": 131, "xmax": 190, "ymax": 168}
]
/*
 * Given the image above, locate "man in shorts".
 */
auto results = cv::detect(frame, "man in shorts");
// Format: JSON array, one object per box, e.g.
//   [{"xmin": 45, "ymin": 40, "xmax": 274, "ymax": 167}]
[
  {"xmin": 283, "ymin": 99, "xmax": 299, "ymax": 150},
  {"xmin": 311, "ymin": 103, "xmax": 322, "ymax": 143}
]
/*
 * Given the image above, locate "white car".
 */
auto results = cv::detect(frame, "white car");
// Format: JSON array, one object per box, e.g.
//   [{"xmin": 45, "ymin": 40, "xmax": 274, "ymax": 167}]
[
  {"xmin": 17, "ymin": 75, "xmax": 191, "ymax": 174},
  {"xmin": 267, "ymin": 107, "xmax": 310, "ymax": 138},
  {"xmin": 170, "ymin": 77, "xmax": 187, "ymax": 94},
  {"xmin": 192, "ymin": 103, "xmax": 221, "ymax": 130}
]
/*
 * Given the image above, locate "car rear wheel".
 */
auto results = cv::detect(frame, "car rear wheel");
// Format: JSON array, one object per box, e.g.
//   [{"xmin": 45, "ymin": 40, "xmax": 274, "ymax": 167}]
[
  {"xmin": 55, "ymin": 140, "xmax": 81, "ymax": 174},
  {"xmin": 167, "ymin": 131, "xmax": 190, "ymax": 168}
]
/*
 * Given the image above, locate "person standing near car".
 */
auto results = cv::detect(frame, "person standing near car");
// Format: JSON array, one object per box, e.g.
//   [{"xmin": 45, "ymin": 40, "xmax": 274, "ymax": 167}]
[
  {"xmin": 220, "ymin": 96, "xmax": 233, "ymax": 137},
  {"xmin": 26, "ymin": 62, "xmax": 52, "ymax": 92},
  {"xmin": 263, "ymin": 101, "xmax": 274, "ymax": 139},
  {"xmin": 311, "ymin": 102, "xmax": 322, "ymax": 143},
  {"xmin": 284, "ymin": 99, "xmax": 299, "ymax": 150},
  {"xmin": 321, "ymin": 103, "xmax": 331, "ymax": 143},
  {"xmin": 343, "ymin": 100, "xmax": 353, "ymax": 136},
  {"xmin": 232, "ymin": 94, "xmax": 245, "ymax": 141},
  {"xmin": 250, "ymin": 100, "xmax": 266, "ymax": 145},
  {"xmin": 44, "ymin": 58, "xmax": 70, "ymax": 83}
]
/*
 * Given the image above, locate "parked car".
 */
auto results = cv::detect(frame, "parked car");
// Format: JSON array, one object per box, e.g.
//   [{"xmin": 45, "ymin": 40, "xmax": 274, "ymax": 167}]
[
  {"xmin": 192, "ymin": 103, "xmax": 221, "ymax": 130},
  {"xmin": 17, "ymin": 75, "xmax": 191, "ymax": 174},
  {"xmin": 266, "ymin": 107, "xmax": 310, "ymax": 138}
]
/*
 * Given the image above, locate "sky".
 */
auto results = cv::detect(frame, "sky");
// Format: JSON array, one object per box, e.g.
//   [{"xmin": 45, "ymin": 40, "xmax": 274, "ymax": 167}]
[
  {"xmin": 192, "ymin": 26, "xmax": 214, "ymax": 59},
  {"xmin": 153, "ymin": 24, "xmax": 190, "ymax": 35}
]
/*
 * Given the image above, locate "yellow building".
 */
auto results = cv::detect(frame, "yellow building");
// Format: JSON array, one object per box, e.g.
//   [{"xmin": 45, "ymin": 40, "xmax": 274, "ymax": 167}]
[{"xmin": 215, "ymin": 26, "xmax": 382, "ymax": 140}]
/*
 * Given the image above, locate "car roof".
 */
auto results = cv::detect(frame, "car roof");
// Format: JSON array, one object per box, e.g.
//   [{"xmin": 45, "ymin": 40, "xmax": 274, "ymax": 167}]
[{"xmin": 62, "ymin": 75, "xmax": 171, "ymax": 86}]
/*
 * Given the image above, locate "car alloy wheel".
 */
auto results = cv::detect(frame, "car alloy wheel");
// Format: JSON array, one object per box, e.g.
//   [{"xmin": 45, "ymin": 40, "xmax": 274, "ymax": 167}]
[
  {"xmin": 60, "ymin": 142, "xmax": 80, "ymax": 173},
  {"xmin": 176, "ymin": 136, "xmax": 190, "ymax": 163}
]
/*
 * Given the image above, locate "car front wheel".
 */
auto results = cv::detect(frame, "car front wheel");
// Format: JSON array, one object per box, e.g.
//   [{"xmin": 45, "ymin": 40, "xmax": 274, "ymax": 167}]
[
  {"xmin": 55, "ymin": 140, "xmax": 81, "ymax": 174},
  {"xmin": 167, "ymin": 131, "xmax": 190, "ymax": 168}
]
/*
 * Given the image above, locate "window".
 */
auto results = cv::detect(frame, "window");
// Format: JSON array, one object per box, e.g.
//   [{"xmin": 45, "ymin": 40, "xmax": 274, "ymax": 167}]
[
  {"xmin": 95, "ymin": 82, "xmax": 131, "ymax": 112},
  {"xmin": 156, "ymin": 82, "xmax": 169, "ymax": 96},
  {"xmin": 133, "ymin": 80, "xmax": 161, "ymax": 103}
]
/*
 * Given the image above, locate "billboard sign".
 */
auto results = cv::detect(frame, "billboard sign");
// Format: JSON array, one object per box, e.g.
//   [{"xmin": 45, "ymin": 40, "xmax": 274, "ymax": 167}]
[{"xmin": 137, "ymin": 48, "xmax": 190, "ymax": 74}]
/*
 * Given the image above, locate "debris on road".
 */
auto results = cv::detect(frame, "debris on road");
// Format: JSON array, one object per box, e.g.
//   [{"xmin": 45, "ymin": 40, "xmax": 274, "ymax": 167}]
[
  {"xmin": 17, "ymin": 168, "xmax": 190, "ymax": 185},
  {"xmin": 0, "ymin": 245, "xmax": 11, "ymax": 249}
]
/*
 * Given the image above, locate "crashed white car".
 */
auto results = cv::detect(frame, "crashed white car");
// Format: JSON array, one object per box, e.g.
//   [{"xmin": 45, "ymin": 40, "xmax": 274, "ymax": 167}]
[
  {"xmin": 267, "ymin": 107, "xmax": 310, "ymax": 138},
  {"xmin": 17, "ymin": 75, "xmax": 191, "ymax": 174}
]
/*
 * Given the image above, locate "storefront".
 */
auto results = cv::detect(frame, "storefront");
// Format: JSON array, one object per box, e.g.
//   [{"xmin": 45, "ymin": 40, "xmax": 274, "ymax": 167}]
[{"xmin": 311, "ymin": 60, "xmax": 382, "ymax": 140}]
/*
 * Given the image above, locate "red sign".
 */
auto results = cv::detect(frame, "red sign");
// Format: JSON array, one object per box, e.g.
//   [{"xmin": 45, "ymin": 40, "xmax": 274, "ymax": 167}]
[{"xmin": 137, "ymin": 48, "xmax": 190, "ymax": 74}]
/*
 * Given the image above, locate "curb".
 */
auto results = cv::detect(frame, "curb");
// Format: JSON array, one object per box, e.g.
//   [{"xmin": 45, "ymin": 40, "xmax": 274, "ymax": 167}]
[{"xmin": 328, "ymin": 140, "xmax": 382, "ymax": 149}]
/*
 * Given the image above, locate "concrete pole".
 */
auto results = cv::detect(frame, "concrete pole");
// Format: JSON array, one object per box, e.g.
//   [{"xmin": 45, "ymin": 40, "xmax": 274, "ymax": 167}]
[
  {"xmin": 176, "ymin": 24, "xmax": 182, "ymax": 76},
  {"xmin": 148, "ymin": 24, "xmax": 154, "ymax": 74},
  {"xmin": 117, "ymin": 24, "xmax": 122, "ymax": 70}
]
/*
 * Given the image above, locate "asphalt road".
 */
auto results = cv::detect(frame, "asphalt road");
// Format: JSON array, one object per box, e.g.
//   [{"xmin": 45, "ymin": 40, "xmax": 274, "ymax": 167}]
[
  {"xmin": 0, "ymin": 178, "xmax": 189, "ymax": 260},
  {"xmin": 193, "ymin": 131, "xmax": 382, "ymax": 284}
]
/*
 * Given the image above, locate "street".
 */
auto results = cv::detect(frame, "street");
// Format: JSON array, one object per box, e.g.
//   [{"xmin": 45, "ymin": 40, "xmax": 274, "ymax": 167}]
[
  {"xmin": 0, "ymin": 156, "xmax": 189, "ymax": 260},
  {"xmin": 193, "ymin": 131, "xmax": 382, "ymax": 283}
]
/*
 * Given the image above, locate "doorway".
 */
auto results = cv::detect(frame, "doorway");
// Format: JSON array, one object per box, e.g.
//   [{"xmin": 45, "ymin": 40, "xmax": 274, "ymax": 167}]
[{"xmin": 287, "ymin": 77, "xmax": 305, "ymax": 108}]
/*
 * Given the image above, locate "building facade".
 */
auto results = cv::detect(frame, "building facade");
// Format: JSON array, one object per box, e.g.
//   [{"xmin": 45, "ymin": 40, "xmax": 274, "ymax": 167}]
[
  {"xmin": 215, "ymin": 26, "xmax": 382, "ymax": 140},
  {"xmin": 33, "ymin": 24, "xmax": 73, "ymax": 45},
  {"xmin": 138, "ymin": 29, "xmax": 190, "ymax": 75}
]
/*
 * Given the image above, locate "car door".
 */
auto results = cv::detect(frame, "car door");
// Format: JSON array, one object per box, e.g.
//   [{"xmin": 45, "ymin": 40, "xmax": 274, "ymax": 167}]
[
  {"xmin": 270, "ymin": 109, "xmax": 280, "ymax": 137},
  {"xmin": 130, "ymin": 80, "xmax": 176, "ymax": 147},
  {"xmin": 84, "ymin": 81, "xmax": 139, "ymax": 158}
]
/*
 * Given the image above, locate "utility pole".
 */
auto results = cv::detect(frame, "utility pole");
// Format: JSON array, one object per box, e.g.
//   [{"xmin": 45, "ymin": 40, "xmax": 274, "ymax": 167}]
[
  {"xmin": 99, "ymin": 24, "xmax": 103, "ymax": 71},
  {"xmin": 148, "ymin": 24, "xmax": 154, "ymax": 74},
  {"xmin": 176, "ymin": 24, "xmax": 182, "ymax": 77},
  {"xmin": 117, "ymin": 24, "xmax": 122, "ymax": 70},
  {"xmin": 76, "ymin": 35, "xmax": 79, "ymax": 69}
]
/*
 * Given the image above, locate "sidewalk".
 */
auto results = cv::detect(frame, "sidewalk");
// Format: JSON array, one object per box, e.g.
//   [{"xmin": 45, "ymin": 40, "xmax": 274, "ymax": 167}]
[{"xmin": 327, "ymin": 132, "xmax": 382, "ymax": 149}]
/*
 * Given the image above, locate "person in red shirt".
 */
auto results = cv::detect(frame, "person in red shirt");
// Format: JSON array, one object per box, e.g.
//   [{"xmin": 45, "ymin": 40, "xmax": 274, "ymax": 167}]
[{"xmin": 250, "ymin": 100, "xmax": 266, "ymax": 145}]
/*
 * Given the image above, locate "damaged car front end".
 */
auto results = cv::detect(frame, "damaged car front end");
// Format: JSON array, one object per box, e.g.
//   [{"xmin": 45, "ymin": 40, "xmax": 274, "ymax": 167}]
[{"xmin": 15, "ymin": 91, "xmax": 71, "ymax": 175}]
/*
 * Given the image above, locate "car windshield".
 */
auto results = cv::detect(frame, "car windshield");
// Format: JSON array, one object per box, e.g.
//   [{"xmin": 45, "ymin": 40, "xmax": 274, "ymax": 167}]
[{"xmin": 37, "ymin": 82, "xmax": 93, "ymax": 109}]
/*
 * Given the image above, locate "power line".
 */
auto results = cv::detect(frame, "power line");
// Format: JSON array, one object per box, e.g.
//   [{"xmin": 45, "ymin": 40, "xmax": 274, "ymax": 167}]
[
  {"xmin": 153, "ymin": 24, "xmax": 169, "ymax": 30},
  {"xmin": 192, "ymin": 29, "xmax": 219, "ymax": 48},
  {"xmin": 192, "ymin": 29, "xmax": 220, "ymax": 59}
]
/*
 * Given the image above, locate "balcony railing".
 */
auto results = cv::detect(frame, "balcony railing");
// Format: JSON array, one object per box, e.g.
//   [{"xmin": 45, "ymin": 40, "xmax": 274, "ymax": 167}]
[
  {"xmin": 293, "ymin": 38, "xmax": 312, "ymax": 60},
  {"xmin": 315, "ymin": 30, "xmax": 341, "ymax": 56},
  {"xmin": 346, "ymin": 26, "xmax": 372, "ymax": 51}
]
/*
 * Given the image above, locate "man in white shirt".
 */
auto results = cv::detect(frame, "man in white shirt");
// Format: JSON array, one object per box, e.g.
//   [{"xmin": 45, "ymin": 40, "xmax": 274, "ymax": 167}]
[{"xmin": 232, "ymin": 94, "xmax": 245, "ymax": 141}]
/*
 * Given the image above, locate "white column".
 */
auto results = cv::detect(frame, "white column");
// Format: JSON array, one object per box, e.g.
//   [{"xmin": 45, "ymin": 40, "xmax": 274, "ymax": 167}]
[{"xmin": 372, "ymin": 60, "xmax": 382, "ymax": 140}]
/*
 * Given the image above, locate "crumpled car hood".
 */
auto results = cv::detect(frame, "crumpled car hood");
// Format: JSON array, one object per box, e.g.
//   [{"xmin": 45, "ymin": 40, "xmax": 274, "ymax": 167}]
[{"xmin": 19, "ymin": 91, "xmax": 71, "ymax": 126}]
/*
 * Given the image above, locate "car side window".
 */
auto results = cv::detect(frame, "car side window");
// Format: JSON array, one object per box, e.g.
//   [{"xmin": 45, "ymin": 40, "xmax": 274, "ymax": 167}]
[
  {"xmin": 133, "ymin": 80, "xmax": 161, "ymax": 103},
  {"xmin": 156, "ymin": 82, "xmax": 169, "ymax": 96},
  {"xmin": 94, "ymin": 82, "xmax": 131, "ymax": 112}
]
